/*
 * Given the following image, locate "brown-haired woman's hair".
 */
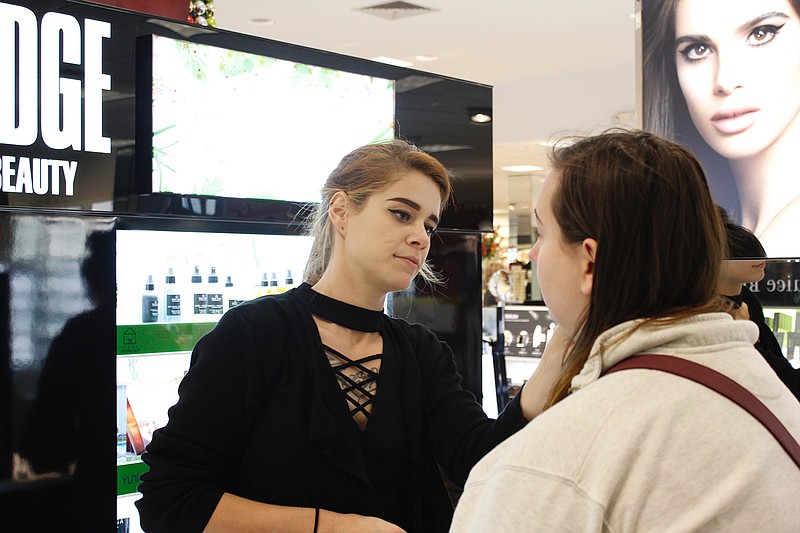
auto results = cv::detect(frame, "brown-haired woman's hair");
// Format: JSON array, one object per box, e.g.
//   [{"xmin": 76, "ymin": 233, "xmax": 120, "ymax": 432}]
[
  {"xmin": 303, "ymin": 139, "xmax": 452, "ymax": 285},
  {"xmin": 544, "ymin": 130, "xmax": 727, "ymax": 408}
]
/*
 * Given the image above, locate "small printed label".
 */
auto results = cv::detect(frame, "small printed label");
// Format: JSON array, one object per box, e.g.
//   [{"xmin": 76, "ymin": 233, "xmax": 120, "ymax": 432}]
[
  {"xmin": 207, "ymin": 293, "xmax": 223, "ymax": 315},
  {"xmin": 165, "ymin": 293, "xmax": 181, "ymax": 316},
  {"xmin": 141, "ymin": 296, "xmax": 158, "ymax": 322},
  {"xmin": 228, "ymin": 299, "xmax": 246, "ymax": 310},
  {"xmin": 193, "ymin": 293, "xmax": 207, "ymax": 315}
]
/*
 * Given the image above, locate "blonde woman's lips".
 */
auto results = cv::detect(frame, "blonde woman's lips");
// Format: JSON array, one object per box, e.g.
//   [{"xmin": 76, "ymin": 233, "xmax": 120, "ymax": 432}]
[
  {"xmin": 396, "ymin": 255, "xmax": 419, "ymax": 269},
  {"xmin": 711, "ymin": 108, "xmax": 759, "ymax": 134}
]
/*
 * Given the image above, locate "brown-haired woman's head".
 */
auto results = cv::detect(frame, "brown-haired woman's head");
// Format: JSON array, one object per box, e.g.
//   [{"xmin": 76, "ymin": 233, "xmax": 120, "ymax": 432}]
[
  {"xmin": 304, "ymin": 139, "xmax": 452, "ymax": 285},
  {"xmin": 531, "ymin": 129, "xmax": 726, "ymax": 407}
]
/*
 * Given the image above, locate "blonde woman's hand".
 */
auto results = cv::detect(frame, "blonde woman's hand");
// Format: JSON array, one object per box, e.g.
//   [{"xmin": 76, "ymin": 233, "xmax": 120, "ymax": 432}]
[
  {"xmin": 320, "ymin": 510, "xmax": 407, "ymax": 533},
  {"xmin": 517, "ymin": 324, "xmax": 572, "ymax": 420}
]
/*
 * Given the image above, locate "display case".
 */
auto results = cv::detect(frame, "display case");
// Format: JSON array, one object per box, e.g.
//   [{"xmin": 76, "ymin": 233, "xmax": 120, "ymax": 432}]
[
  {"xmin": 753, "ymin": 260, "xmax": 800, "ymax": 368},
  {"xmin": 114, "ymin": 223, "xmax": 313, "ymax": 528}
]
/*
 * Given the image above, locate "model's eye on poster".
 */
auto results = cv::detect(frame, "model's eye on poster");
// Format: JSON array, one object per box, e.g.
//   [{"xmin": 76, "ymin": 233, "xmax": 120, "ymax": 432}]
[{"xmin": 641, "ymin": 0, "xmax": 800, "ymax": 258}]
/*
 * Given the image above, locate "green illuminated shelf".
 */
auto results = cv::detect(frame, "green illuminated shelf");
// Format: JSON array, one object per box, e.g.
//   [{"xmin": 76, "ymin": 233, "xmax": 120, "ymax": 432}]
[{"xmin": 116, "ymin": 322, "xmax": 215, "ymax": 356}]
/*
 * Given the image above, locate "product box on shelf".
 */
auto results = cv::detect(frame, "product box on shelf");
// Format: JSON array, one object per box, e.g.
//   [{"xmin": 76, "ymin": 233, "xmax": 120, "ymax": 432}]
[{"xmin": 502, "ymin": 305, "xmax": 556, "ymax": 357}]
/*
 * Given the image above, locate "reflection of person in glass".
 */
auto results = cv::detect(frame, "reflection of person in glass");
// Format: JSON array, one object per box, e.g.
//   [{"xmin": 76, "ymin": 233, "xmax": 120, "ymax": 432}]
[
  {"xmin": 136, "ymin": 140, "xmax": 556, "ymax": 533},
  {"xmin": 718, "ymin": 211, "xmax": 800, "ymax": 399},
  {"xmin": 643, "ymin": 0, "xmax": 800, "ymax": 257},
  {"xmin": 16, "ymin": 230, "xmax": 116, "ymax": 529}
]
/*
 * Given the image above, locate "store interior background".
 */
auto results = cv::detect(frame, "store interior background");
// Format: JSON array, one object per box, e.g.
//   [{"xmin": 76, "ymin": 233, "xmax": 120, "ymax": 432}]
[{"xmin": 211, "ymin": 0, "xmax": 639, "ymax": 275}]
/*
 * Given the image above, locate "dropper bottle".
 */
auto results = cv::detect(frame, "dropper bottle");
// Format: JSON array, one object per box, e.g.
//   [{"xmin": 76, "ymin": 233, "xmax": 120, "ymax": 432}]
[
  {"xmin": 190, "ymin": 266, "xmax": 207, "ymax": 321},
  {"xmin": 162, "ymin": 267, "xmax": 181, "ymax": 322},
  {"xmin": 141, "ymin": 275, "xmax": 159, "ymax": 323},
  {"xmin": 206, "ymin": 266, "xmax": 223, "ymax": 321}
]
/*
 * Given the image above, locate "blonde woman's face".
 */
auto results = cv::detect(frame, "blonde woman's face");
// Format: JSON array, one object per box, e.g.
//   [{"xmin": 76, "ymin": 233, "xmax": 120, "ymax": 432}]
[
  {"xmin": 339, "ymin": 170, "xmax": 441, "ymax": 295},
  {"xmin": 674, "ymin": 0, "xmax": 800, "ymax": 160}
]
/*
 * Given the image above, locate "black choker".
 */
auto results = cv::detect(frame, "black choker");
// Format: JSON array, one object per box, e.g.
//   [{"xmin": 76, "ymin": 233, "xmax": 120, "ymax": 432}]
[
  {"xmin": 723, "ymin": 292, "xmax": 743, "ymax": 310},
  {"xmin": 299, "ymin": 283, "xmax": 383, "ymax": 332}
]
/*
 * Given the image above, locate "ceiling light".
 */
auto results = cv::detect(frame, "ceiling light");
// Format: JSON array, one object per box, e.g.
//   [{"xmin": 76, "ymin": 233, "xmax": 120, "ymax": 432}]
[
  {"xmin": 357, "ymin": 1, "xmax": 437, "ymax": 21},
  {"xmin": 468, "ymin": 107, "xmax": 492, "ymax": 124},
  {"xmin": 415, "ymin": 54, "xmax": 439, "ymax": 62},
  {"xmin": 501, "ymin": 165, "xmax": 544, "ymax": 173},
  {"xmin": 371, "ymin": 56, "xmax": 414, "ymax": 67}
]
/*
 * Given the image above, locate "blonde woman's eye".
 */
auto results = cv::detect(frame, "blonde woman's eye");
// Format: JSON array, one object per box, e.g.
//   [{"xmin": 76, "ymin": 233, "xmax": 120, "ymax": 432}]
[
  {"xmin": 425, "ymin": 225, "xmax": 437, "ymax": 236},
  {"xmin": 390, "ymin": 209, "xmax": 411, "ymax": 222},
  {"xmin": 748, "ymin": 24, "xmax": 783, "ymax": 46}
]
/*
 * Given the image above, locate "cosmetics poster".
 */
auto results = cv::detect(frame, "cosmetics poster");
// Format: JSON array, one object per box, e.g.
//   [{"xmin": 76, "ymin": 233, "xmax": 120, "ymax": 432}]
[{"xmin": 641, "ymin": 0, "xmax": 800, "ymax": 258}]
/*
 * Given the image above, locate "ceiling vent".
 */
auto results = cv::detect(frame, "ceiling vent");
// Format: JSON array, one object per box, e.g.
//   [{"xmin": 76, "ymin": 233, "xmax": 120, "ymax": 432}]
[{"xmin": 357, "ymin": 1, "xmax": 437, "ymax": 21}]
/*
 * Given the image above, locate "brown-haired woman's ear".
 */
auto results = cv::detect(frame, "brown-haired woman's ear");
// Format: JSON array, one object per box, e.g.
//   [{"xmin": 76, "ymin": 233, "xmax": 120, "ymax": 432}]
[{"xmin": 579, "ymin": 238, "xmax": 598, "ymax": 297}]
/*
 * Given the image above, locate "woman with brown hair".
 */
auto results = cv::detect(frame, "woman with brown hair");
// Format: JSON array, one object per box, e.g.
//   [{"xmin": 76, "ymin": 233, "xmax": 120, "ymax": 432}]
[{"xmin": 451, "ymin": 130, "xmax": 800, "ymax": 531}]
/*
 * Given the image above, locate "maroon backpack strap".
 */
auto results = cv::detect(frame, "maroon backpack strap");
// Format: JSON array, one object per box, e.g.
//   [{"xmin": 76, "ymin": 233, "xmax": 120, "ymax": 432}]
[{"xmin": 605, "ymin": 354, "xmax": 800, "ymax": 469}]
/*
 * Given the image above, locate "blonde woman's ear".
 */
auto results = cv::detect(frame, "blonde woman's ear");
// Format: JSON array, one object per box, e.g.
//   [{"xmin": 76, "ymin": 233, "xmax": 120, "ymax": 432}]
[{"xmin": 329, "ymin": 191, "xmax": 349, "ymax": 234}]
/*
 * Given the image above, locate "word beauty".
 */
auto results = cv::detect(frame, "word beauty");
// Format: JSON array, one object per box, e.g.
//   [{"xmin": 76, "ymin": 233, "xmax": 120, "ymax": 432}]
[
  {"xmin": 0, "ymin": 156, "xmax": 76, "ymax": 195},
  {"xmin": 0, "ymin": 2, "xmax": 112, "ymax": 196}
]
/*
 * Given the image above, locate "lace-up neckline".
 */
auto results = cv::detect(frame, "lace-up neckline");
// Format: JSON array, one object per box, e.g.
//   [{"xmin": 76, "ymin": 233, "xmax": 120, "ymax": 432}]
[{"xmin": 323, "ymin": 343, "xmax": 381, "ymax": 430}]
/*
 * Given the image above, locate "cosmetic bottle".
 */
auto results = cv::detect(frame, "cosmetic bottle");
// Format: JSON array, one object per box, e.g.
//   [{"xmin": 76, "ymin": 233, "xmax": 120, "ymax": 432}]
[
  {"xmin": 141, "ymin": 275, "xmax": 159, "ymax": 323},
  {"xmin": 285, "ymin": 270, "xmax": 295, "ymax": 291},
  {"xmin": 162, "ymin": 267, "xmax": 181, "ymax": 322},
  {"xmin": 190, "ymin": 266, "xmax": 207, "ymax": 321},
  {"xmin": 255, "ymin": 272, "xmax": 269, "ymax": 298},
  {"xmin": 269, "ymin": 272, "xmax": 279, "ymax": 294},
  {"xmin": 206, "ymin": 266, "xmax": 223, "ymax": 321}
]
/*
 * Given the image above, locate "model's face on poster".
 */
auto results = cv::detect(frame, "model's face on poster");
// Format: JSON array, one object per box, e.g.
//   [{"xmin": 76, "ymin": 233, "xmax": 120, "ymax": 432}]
[{"xmin": 674, "ymin": 0, "xmax": 800, "ymax": 160}]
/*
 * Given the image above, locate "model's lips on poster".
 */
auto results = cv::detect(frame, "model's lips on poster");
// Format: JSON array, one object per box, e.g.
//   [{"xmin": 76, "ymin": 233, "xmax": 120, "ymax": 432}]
[{"xmin": 711, "ymin": 107, "xmax": 759, "ymax": 134}]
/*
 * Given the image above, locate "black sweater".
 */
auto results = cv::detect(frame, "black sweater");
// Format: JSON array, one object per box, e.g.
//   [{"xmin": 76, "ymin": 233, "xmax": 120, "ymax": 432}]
[{"xmin": 136, "ymin": 284, "xmax": 526, "ymax": 532}]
